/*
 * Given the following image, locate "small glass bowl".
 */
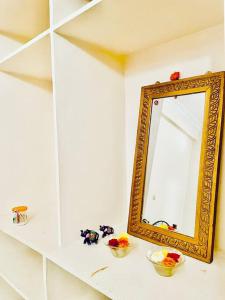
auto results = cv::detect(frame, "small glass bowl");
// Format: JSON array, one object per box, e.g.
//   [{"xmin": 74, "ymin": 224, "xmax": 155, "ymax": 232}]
[
  {"xmin": 105, "ymin": 235, "xmax": 133, "ymax": 258},
  {"xmin": 107, "ymin": 245, "xmax": 132, "ymax": 258},
  {"xmin": 147, "ymin": 247, "xmax": 184, "ymax": 277}
]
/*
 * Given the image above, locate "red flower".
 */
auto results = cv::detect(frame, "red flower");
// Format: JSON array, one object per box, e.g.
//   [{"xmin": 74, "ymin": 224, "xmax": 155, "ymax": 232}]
[
  {"xmin": 170, "ymin": 72, "xmax": 180, "ymax": 81},
  {"xmin": 167, "ymin": 252, "xmax": 180, "ymax": 262},
  {"xmin": 108, "ymin": 238, "xmax": 119, "ymax": 247},
  {"xmin": 168, "ymin": 226, "xmax": 175, "ymax": 231}
]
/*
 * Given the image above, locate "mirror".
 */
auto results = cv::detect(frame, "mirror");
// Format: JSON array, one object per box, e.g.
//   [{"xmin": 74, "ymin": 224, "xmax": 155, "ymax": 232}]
[
  {"xmin": 142, "ymin": 93, "xmax": 205, "ymax": 237},
  {"xmin": 128, "ymin": 72, "xmax": 225, "ymax": 263}
]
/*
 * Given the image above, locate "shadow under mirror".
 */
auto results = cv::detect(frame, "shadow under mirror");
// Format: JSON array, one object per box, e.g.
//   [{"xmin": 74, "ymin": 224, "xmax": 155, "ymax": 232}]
[{"xmin": 142, "ymin": 93, "xmax": 206, "ymax": 237}]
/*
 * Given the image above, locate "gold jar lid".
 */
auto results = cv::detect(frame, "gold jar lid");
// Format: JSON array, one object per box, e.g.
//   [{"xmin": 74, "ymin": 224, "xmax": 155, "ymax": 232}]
[{"xmin": 12, "ymin": 206, "xmax": 28, "ymax": 212}]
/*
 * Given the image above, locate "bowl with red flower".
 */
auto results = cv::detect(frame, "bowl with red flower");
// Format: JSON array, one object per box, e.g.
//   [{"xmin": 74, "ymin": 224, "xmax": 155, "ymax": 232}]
[
  {"xmin": 107, "ymin": 233, "xmax": 131, "ymax": 258},
  {"xmin": 147, "ymin": 247, "xmax": 184, "ymax": 276}
]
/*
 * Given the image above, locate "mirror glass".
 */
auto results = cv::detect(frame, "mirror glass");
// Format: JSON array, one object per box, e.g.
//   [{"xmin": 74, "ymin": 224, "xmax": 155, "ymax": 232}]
[{"xmin": 142, "ymin": 93, "xmax": 205, "ymax": 237}]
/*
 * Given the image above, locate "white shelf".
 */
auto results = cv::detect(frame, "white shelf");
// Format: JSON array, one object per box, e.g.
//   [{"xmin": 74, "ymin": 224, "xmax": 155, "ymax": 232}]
[
  {"xmin": 47, "ymin": 236, "xmax": 225, "ymax": 300},
  {"xmin": 0, "ymin": 276, "xmax": 24, "ymax": 300},
  {"xmin": 0, "ymin": 33, "xmax": 52, "ymax": 90},
  {"xmin": 0, "ymin": 0, "xmax": 49, "ymax": 60},
  {"xmin": 47, "ymin": 259, "xmax": 108, "ymax": 299},
  {"xmin": 0, "ymin": 35, "xmax": 23, "ymax": 64},
  {"xmin": 0, "ymin": 231, "xmax": 45, "ymax": 300},
  {"xmin": 0, "ymin": 214, "xmax": 58, "ymax": 255},
  {"xmin": 55, "ymin": 0, "xmax": 223, "ymax": 55},
  {"xmin": 52, "ymin": 0, "xmax": 101, "ymax": 25}
]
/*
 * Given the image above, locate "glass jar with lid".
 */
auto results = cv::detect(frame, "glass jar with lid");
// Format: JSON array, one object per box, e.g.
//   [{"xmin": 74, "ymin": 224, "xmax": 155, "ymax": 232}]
[{"xmin": 12, "ymin": 206, "xmax": 28, "ymax": 225}]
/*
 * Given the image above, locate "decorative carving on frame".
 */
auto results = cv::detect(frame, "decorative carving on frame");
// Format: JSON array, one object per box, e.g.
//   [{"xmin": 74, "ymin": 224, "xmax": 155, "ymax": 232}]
[{"xmin": 128, "ymin": 72, "xmax": 225, "ymax": 263}]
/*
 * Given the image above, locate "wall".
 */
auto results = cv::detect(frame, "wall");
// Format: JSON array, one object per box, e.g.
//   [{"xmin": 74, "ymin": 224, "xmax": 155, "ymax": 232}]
[
  {"xmin": 125, "ymin": 24, "xmax": 225, "ymax": 250},
  {"xmin": 53, "ymin": 33, "xmax": 125, "ymax": 245}
]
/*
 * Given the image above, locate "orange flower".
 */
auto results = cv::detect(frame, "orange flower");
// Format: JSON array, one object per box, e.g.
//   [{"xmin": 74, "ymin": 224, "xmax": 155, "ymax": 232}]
[
  {"xmin": 118, "ymin": 237, "xmax": 129, "ymax": 248},
  {"xmin": 162, "ymin": 257, "xmax": 176, "ymax": 267}
]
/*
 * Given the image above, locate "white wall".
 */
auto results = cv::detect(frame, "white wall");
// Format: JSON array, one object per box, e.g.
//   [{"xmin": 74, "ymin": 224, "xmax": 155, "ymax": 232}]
[
  {"xmin": 53, "ymin": 33, "xmax": 125, "ymax": 245},
  {"xmin": 125, "ymin": 24, "xmax": 225, "ymax": 250}
]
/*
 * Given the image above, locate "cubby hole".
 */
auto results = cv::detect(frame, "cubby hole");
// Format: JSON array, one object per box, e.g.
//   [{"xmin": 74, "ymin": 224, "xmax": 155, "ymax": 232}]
[
  {"xmin": 52, "ymin": 31, "xmax": 126, "ymax": 246},
  {"xmin": 0, "ymin": 35, "xmax": 59, "ymax": 253}
]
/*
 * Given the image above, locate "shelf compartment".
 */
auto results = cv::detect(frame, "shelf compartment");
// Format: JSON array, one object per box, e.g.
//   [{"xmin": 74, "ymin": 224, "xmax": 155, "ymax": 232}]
[
  {"xmin": 55, "ymin": 0, "xmax": 223, "ymax": 55},
  {"xmin": 0, "ymin": 231, "xmax": 45, "ymax": 300},
  {"xmin": 0, "ymin": 34, "xmax": 52, "ymax": 90},
  {"xmin": 52, "ymin": 32, "xmax": 125, "ymax": 245},
  {"xmin": 0, "ymin": 276, "xmax": 24, "ymax": 300},
  {"xmin": 0, "ymin": 70, "xmax": 58, "ymax": 253},
  {"xmin": 0, "ymin": 34, "xmax": 59, "ymax": 253},
  {"xmin": 47, "ymin": 259, "xmax": 109, "ymax": 299},
  {"xmin": 0, "ymin": 0, "xmax": 50, "ymax": 60}
]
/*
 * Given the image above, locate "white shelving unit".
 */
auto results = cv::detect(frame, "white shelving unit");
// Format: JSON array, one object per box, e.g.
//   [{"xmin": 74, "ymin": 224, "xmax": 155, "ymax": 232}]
[
  {"xmin": 52, "ymin": 30, "xmax": 125, "ymax": 245},
  {"xmin": 0, "ymin": 0, "xmax": 224, "ymax": 299},
  {"xmin": 47, "ymin": 260, "xmax": 107, "ymax": 300},
  {"xmin": 55, "ymin": 0, "xmax": 223, "ymax": 55},
  {"xmin": 52, "ymin": 0, "xmax": 101, "ymax": 25},
  {"xmin": 0, "ymin": 276, "xmax": 23, "ymax": 300},
  {"xmin": 0, "ymin": 33, "xmax": 59, "ymax": 255},
  {"xmin": 0, "ymin": 232, "xmax": 44, "ymax": 300},
  {"xmin": 47, "ymin": 239, "xmax": 225, "ymax": 300},
  {"xmin": 0, "ymin": 0, "xmax": 49, "ymax": 60}
]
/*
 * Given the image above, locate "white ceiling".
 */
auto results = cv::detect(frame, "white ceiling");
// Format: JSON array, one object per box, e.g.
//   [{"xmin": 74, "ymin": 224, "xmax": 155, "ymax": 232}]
[
  {"xmin": 57, "ymin": 0, "xmax": 224, "ymax": 55},
  {"xmin": 0, "ymin": 0, "xmax": 49, "ymax": 42}
]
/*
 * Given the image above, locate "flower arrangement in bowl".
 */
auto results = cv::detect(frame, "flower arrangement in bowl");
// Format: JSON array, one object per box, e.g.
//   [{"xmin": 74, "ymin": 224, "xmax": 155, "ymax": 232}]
[
  {"xmin": 147, "ymin": 247, "xmax": 184, "ymax": 277},
  {"xmin": 107, "ymin": 233, "xmax": 131, "ymax": 258}
]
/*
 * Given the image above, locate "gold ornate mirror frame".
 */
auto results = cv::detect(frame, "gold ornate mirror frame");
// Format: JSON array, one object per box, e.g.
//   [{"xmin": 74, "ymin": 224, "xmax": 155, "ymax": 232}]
[{"xmin": 128, "ymin": 72, "xmax": 225, "ymax": 263}]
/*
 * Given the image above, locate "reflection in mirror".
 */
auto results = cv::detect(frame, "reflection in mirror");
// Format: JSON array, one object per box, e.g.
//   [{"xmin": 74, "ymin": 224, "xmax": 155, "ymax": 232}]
[{"xmin": 142, "ymin": 93, "xmax": 205, "ymax": 237}]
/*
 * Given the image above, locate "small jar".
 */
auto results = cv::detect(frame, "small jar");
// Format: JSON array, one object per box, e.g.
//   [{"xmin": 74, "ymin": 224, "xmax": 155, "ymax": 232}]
[
  {"xmin": 108, "ymin": 245, "xmax": 131, "ymax": 258},
  {"xmin": 12, "ymin": 206, "xmax": 28, "ymax": 225}
]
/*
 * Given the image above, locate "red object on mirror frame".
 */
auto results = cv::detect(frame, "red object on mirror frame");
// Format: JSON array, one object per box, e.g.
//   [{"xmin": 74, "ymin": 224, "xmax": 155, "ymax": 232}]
[{"xmin": 170, "ymin": 72, "xmax": 180, "ymax": 81}]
